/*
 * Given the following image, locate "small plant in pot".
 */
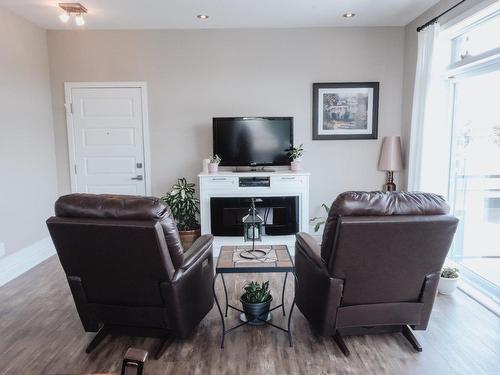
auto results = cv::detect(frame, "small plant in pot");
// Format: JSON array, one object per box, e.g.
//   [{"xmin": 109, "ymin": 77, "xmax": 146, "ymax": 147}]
[
  {"xmin": 240, "ymin": 281, "xmax": 272, "ymax": 325},
  {"xmin": 162, "ymin": 178, "xmax": 200, "ymax": 250},
  {"xmin": 287, "ymin": 144, "xmax": 304, "ymax": 172},
  {"xmin": 208, "ymin": 154, "xmax": 221, "ymax": 174},
  {"xmin": 438, "ymin": 267, "xmax": 460, "ymax": 295}
]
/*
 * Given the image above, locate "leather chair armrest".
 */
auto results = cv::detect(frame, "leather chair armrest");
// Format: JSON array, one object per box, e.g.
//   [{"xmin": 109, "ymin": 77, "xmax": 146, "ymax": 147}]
[
  {"xmin": 295, "ymin": 232, "xmax": 341, "ymax": 336},
  {"xmin": 179, "ymin": 234, "xmax": 213, "ymax": 270},
  {"xmin": 295, "ymin": 232, "xmax": 326, "ymax": 271}
]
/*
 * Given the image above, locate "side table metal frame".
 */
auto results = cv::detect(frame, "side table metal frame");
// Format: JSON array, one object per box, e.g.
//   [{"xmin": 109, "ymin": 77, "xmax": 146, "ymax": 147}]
[{"xmin": 212, "ymin": 268, "xmax": 296, "ymax": 349}]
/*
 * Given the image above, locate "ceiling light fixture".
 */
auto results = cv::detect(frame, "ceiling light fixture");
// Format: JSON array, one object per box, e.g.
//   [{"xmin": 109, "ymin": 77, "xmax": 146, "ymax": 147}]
[
  {"xmin": 58, "ymin": 12, "xmax": 70, "ymax": 23},
  {"xmin": 75, "ymin": 13, "xmax": 85, "ymax": 26},
  {"xmin": 343, "ymin": 12, "xmax": 356, "ymax": 18},
  {"xmin": 58, "ymin": 3, "xmax": 87, "ymax": 26},
  {"xmin": 197, "ymin": 14, "xmax": 209, "ymax": 19}
]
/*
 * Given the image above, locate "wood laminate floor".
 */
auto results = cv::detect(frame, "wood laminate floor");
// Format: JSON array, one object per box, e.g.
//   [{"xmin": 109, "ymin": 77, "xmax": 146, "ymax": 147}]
[{"xmin": 0, "ymin": 256, "xmax": 499, "ymax": 375}]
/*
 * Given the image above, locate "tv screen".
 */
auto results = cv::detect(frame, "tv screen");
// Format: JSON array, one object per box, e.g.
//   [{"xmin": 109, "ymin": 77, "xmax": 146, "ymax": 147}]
[{"xmin": 213, "ymin": 117, "xmax": 293, "ymax": 166}]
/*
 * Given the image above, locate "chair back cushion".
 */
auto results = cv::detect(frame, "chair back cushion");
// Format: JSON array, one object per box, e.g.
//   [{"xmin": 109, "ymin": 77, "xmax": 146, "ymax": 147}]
[
  {"xmin": 55, "ymin": 194, "xmax": 185, "ymax": 268},
  {"xmin": 47, "ymin": 217, "xmax": 173, "ymax": 307},
  {"xmin": 320, "ymin": 191, "xmax": 449, "ymax": 262}
]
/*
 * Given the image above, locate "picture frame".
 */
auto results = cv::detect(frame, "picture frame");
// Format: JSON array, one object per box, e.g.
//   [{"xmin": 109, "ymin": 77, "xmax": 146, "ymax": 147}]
[{"xmin": 312, "ymin": 82, "xmax": 379, "ymax": 140}]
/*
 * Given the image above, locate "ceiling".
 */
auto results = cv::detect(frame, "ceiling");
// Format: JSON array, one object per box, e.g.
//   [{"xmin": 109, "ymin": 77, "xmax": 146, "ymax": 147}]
[{"xmin": 0, "ymin": 0, "xmax": 440, "ymax": 30}]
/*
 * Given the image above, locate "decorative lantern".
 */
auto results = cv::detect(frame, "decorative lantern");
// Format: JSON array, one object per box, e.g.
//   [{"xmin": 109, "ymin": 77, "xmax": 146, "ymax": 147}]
[{"xmin": 242, "ymin": 198, "xmax": 263, "ymax": 242}]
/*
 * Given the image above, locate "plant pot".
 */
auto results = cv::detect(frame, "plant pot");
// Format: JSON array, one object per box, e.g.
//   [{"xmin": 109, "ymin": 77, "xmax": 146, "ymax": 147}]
[
  {"xmin": 179, "ymin": 228, "xmax": 201, "ymax": 250},
  {"xmin": 438, "ymin": 275, "xmax": 460, "ymax": 295},
  {"xmin": 290, "ymin": 159, "xmax": 302, "ymax": 172},
  {"xmin": 208, "ymin": 163, "xmax": 219, "ymax": 174},
  {"xmin": 240, "ymin": 296, "xmax": 272, "ymax": 325}
]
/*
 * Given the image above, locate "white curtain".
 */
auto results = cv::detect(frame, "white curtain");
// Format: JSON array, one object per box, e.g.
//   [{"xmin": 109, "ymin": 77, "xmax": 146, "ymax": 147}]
[{"xmin": 407, "ymin": 23, "xmax": 451, "ymax": 195}]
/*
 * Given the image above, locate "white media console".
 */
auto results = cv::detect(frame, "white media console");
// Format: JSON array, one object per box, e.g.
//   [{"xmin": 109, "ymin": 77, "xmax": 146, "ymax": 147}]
[{"xmin": 198, "ymin": 170, "xmax": 310, "ymax": 256}]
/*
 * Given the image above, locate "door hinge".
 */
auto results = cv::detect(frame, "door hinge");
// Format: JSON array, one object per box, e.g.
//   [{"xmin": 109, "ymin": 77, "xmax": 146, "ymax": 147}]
[
  {"xmin": 74, "ymin": 164, "xmax": 77, "ymax": 174},
  {"xmin": 66, "ymin": 102, "xmax": 73, "ymax": 114}
]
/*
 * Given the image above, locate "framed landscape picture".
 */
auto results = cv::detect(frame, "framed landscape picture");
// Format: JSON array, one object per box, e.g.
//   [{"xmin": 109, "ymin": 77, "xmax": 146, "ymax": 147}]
[{"xmin": 312, "ymin": 82, "xmax": 379, "ymax": 140}]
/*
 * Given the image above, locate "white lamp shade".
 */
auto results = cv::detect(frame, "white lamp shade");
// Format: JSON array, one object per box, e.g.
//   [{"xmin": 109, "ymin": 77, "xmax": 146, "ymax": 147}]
[{"xmin": 378, "ymin": 136, "xmax": 403, "ymax": 171}]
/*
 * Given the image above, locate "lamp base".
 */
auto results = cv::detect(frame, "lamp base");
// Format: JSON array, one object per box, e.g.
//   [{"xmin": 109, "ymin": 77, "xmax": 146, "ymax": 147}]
[
  {"xmin": 240, "ymin": 249, "xmax": 267, "ymax": 260},
  {"xmin": 383, "ymin": 171, "xmax": 397, "ymax": 192}
]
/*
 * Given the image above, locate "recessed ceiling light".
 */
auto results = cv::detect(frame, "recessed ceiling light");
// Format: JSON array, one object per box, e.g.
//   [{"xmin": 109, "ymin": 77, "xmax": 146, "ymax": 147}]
[
  {"xmin": 343, "ymin": 12, "xmax": 356, "ymax": 18},
  {"xmin": 197, "ymin": 14, "xmax": 209, "ymax": 19}
]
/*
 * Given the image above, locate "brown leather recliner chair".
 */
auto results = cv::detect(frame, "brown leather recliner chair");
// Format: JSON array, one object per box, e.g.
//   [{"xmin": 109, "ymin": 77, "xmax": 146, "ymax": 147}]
[
  {"xmin": 46, "ymin": 194, "xmax": 214, "ymax": 359},
  {"xmin": 295, "ymin": 191, "xmax": 458, "ymax": 356}
]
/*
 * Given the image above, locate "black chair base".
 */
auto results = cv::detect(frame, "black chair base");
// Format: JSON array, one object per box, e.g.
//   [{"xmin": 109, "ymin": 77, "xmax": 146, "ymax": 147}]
[
  {"xmin": 402, "ymin": 325, "xmax": 423, "ymax": 352},
  {"xmin": 85, "ymin": 325, "xmax": 171, "ymax": 359},
  {"xmin": 333, "ymin": 332, "xmax": 350, "ymax": 356},
  {"xmin": 333, "ymin": 325, "xmax": 423, "ymax": 357}
]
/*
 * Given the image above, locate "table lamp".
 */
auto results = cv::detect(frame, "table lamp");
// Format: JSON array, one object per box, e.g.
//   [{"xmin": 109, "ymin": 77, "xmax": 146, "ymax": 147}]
[{"xmin": 378, "ymin": 136, "xmax": 403, "ymax": 192}]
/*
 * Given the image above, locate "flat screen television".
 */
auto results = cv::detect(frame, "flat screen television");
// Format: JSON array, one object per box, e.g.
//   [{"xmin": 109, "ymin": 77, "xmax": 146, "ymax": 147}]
[{"xmin": 213, "ymin": 117, "xmax": 293, "ymax": 167}]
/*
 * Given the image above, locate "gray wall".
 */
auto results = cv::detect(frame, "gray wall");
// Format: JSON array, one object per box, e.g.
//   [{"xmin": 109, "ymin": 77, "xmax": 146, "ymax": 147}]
[
  {"xmin": 47, "ymin": 27, "xmax": 405, "ymax": 220},
  {"xmin": 0, "ymin": 8, "xmax": 57, "ymax": 256},
  {"xmin": 401, "ymin": 0, "xmax": 486, "ymax": 187}
]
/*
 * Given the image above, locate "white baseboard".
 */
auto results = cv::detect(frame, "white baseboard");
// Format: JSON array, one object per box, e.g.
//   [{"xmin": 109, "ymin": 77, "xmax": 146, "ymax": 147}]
[{"xmin": 0, "ymin": 237, "xmax": 55, "ymax": 287}]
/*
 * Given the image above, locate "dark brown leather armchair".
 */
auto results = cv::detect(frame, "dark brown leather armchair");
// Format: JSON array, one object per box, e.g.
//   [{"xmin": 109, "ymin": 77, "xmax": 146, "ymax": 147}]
[
  {"xmin": 46, "ymin": 194, "xmax": 214, "ymax": 358},
  {"xmin": 295, "ymin": 191, "xmax": 458, "ymax": 356}
]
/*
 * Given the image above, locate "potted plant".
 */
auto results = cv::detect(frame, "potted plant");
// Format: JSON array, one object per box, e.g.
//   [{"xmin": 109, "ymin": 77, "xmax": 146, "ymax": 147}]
[
  {"xmin": 162, "ymin": 178, "xmax": 200, "ymax": 249},
  {"xmin": 240, "ymin": 281, "xmax": 272, "ymax": 325},
  {"xmin": 287, "ymin": 144, "xmax": 304, "ymax": 172},
  {"xmin": 438, "ymin": 267, "xmax": 460, "ymax": 295},
  {"xmin": 310, "ymin": 203, "xmax": 331, "ymax": 233},
  {"xmin": 208, "ymin": 154, "xmax": 221, "ymax": 174}
]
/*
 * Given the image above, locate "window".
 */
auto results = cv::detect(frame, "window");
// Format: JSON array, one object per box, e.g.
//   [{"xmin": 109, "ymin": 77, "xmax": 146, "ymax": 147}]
[
  {"xmin": 446, "ymin": 9, "xmax": 500, "ymax": 303},
  {"xmin": 451, "ymin": 11, "xmax": 500, "ymax": 63}
]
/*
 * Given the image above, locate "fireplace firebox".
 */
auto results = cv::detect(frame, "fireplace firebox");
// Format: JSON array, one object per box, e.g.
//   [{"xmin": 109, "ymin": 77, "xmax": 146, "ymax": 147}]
[{"xmin": 210, "ymin": 196, "xmax": 299, "ymax": 236}]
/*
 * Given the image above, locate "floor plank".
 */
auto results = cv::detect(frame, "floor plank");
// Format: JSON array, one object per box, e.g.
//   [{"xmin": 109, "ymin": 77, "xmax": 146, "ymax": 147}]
[{"xmin": 0, "ymin": 256, "xmax": 498, "ymax": 375}]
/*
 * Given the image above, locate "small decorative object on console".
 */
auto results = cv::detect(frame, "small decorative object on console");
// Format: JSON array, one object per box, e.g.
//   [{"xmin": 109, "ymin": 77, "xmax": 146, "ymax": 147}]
[
  {"xmin": 161, "ymin": 178, "xmax": 200, "ymax": 249},
  {"xmin": 208, "ymin": 154, "xmax": 221, "ymax": 174},
  {"xmin": 287, "ymin": 144, "xmax": 304, "ymax": 172},
  {"xmin": 202, "ymin": 158, "xmax": 211, "ymax": 173},
  {"xmin": 378, "ymin": 136, "xmax": 403, "ymax": 191},
  {"xmin": 240, "ymin": 281, "xmax": 273, "ymax": 325},
  {"xmin": 438, "ymin": 267, "xmax": 460, "ymax": 295}
]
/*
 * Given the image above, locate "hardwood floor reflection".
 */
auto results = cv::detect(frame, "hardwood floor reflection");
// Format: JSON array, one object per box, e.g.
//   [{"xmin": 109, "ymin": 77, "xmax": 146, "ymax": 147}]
[{"xmin": 0, "ymin": 256, "xmax": 498, "ymax": 374}]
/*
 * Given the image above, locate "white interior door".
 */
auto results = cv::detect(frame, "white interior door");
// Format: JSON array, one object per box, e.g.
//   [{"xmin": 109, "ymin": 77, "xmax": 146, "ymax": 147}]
[{"xmin": 67, "ymin": 84, "xmax": 149, "ymax": 195}]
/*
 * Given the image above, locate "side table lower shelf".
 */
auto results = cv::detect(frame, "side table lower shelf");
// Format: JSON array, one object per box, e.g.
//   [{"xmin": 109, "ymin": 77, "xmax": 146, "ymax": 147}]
[{"xmin": 212, "ymin": 271, "xmax": 296, "ymax": 349}]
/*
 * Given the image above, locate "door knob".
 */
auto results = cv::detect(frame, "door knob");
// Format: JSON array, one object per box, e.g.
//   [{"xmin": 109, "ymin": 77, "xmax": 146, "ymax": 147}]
[{"xmin": 131, "ymin": 175, "xmax": 143, "ymax": 181}]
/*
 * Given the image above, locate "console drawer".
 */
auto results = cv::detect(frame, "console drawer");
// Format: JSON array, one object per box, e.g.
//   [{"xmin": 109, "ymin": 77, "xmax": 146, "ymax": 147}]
[
  {"xmin": 204, "ymin": 176, "xmax": 237, "ymax": 188},
  {"xmin": 271, "ymin": 176, "xmax": 305, "ymax": 186}
]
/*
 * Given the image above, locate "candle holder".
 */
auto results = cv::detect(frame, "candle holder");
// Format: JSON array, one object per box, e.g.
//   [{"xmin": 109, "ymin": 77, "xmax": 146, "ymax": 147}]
[{"xmin": 241, "ymin": 198, "xmax": 266, "ymax": 259}]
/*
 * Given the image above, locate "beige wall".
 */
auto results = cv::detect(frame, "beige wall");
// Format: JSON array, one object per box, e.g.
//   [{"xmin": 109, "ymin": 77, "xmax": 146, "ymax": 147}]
[
  {"xmin": 47, "ymin": 27, "xmax": 405, "ymax": 220},
  {"xmin": 0, "ymin": 8, "xmax": 57, "ymax": 256},
  {"xmin": 401, "ymin": 0, "xmax": 486, "ymax": 188}
]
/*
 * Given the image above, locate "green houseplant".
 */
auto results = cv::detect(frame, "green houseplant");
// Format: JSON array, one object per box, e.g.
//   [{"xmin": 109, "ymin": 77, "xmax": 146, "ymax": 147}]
[
  {"xmin": 310, "ymin": 203, "xmax": 331, "ymax": 232},
  {"xmin": 438, "ymin": 267, "xmax": 460, "ymax": 295},
  {"xmin": 287, "ymin": 144, "xmax": 304, "ymax": 172},
  {"xmin": 240, "ymin": 281, "xmax": 273, "ymax": 325},
  {"xmin": 162, "ymin": 178, "xmax": 200, "ymax": 249}
]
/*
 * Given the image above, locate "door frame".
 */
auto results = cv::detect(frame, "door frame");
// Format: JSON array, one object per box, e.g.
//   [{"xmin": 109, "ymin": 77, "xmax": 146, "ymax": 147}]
[{"xmin": 64, "ymin": 82, "xmax": 152, "ymax": 195}]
